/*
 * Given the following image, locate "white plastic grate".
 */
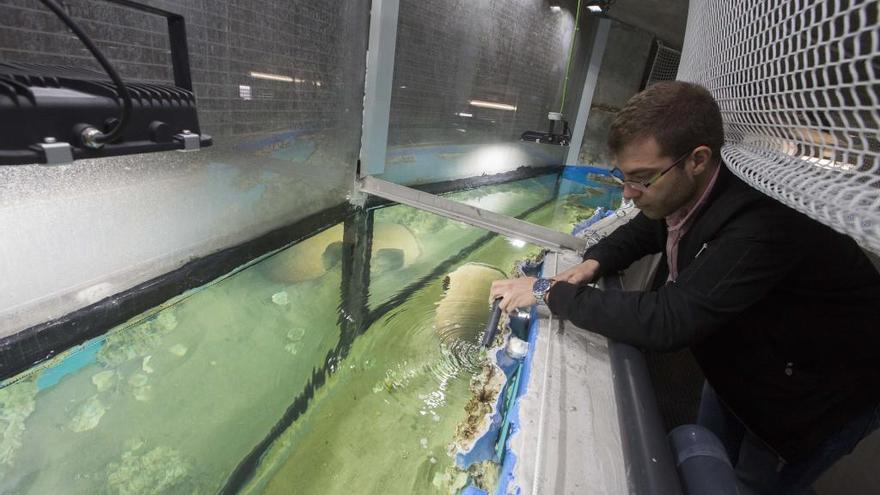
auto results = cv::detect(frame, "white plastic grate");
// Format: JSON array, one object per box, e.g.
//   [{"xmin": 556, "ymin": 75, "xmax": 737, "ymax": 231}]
[
  {"xmin": 678, "ymin": 0, "xmax": 880, "ymax": 254},
  {"xmin": 645, "ymin": 41, "xmax": 682, "ymax": 88}
]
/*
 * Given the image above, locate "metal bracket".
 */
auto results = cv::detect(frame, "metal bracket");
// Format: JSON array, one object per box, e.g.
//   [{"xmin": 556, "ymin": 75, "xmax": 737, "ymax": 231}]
[
  {"xmin": 37, "ymin": 141, "xmax": 74, "ymax": 166},
  {"xmin": 174, "ymin": 132, "xmax": 201, "ymax": 151}
]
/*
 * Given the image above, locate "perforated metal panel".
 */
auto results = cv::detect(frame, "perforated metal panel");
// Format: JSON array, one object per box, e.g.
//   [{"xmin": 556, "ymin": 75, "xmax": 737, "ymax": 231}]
[{"xmin": 678, "ymin": 0, "xmax": 880, "ymax": 254}]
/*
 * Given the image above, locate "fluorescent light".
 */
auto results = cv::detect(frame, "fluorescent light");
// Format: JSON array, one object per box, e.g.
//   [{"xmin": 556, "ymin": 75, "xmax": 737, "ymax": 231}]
[
  {"xmin": 249, "ymin": 71, "xmax": 293, "ymax": 82},
  {"xmin": 469, "ymin": 100, "xmax": 517, "ymax": 111},
  {"xmin": 550, "ymin": 6, "xmax": 562, "ymax": 12},
  {"xmin": 799, "ymin": 155, "xmax": 855, "ymax": 171},
  {"xmin": 587, "ymin": 5, "xmax": 603, "ymax": 12},
  {"xmin": 456, "ymin": 112, "xmax": 473, "ymax": 118}
]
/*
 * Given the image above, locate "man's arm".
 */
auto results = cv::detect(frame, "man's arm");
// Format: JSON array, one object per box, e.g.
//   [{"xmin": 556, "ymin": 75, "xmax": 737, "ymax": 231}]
[
  {"xmin": 578, "ymin": 212, "xmax": 666, "ymax": 280},
  {"xmin": 548, "ymin": 230, "xmax": 801, "ymax": 351}
]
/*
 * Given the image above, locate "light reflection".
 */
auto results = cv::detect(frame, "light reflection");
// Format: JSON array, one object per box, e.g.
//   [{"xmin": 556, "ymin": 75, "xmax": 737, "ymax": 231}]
[
  {"xmin": 461, "ymin": 144, "xmax": 531, "ymax": 175},
  {"xmin": 799, "ymin": 156, "xmax": 856, "ymax": 171},
  {"xmin": 469, "ymin": 100, "xmax": 517, "ymax": 111},
  {"xmin": 249, "ymin": 71, "xmax": 294, "ymax": 82}
]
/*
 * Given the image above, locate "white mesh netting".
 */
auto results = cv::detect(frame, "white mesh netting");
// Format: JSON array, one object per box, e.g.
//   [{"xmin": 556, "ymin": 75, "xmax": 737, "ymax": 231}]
[
  {"xmin": 678, "ymin": 0, "xmax": 880, "ymax": 254},
  {"xmin": 645, "ymin": 41, "xmax": 682, "ymax": 87}
]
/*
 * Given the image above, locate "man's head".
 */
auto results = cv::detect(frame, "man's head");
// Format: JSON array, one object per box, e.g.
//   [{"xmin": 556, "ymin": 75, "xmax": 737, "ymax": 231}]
[{"xmin": 608, "ymin": 81, "xmax": 725, "ymax": 219}]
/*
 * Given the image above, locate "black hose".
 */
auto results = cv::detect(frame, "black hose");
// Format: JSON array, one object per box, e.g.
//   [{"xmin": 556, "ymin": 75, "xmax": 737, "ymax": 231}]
[
  {"xmin": 481, "ymin": 298, "xmax": 503, "ymax": 348},
  {"xmin": 38, "ymin": 0, "xmax": 132, "ymax": 145}
]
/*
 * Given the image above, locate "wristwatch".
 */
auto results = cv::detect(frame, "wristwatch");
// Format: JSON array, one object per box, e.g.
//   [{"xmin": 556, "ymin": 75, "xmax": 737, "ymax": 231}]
[{"xmin": 532, "ymin": 278, "xmax": 554, "ymax": 306}]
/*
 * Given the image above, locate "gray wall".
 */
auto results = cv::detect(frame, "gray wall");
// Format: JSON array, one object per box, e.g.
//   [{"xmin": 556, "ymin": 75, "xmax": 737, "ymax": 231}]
[
  {"xmin": 608, "ymin": 0, "xmax": 689, "ymax": 49},
  {"xmin": 576, "ymin": 20, "xmax": 654, "ymax": 167}
]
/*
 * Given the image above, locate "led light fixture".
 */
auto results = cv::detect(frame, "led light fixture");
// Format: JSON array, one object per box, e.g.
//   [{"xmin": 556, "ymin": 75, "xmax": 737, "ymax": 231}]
[{"xmin": 0, "ymin": 0, "xmax": 212, "ymax": 166}]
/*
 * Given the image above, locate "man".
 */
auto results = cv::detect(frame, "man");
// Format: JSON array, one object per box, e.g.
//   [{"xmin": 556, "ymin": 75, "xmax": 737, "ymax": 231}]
[{"xmin": 490, "ymin": 81, "xmax": 880, "ymax": 494}]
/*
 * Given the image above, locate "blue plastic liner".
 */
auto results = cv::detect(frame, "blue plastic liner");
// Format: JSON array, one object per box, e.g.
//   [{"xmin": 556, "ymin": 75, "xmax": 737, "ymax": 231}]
[
  {"xmin": 492, "ymin": 304, "xmax": 540, "ymax": 495},
  {"xmin": 35, "ymin": 336, "xmax": 105, "ymax": 391}
]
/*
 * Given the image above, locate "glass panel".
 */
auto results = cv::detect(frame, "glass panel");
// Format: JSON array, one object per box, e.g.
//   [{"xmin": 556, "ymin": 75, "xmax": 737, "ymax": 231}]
[
  {"xmin": 0, "ymin": 0, "xmax": 369, "ymax": 337},
  {"xmin": 368, "ymin": 174, "xmax": 560, "ymax": 310},
  {"xmin": 247, "ymin": 176, "xmax": 623, "ymax": 494},
  {"xmin": 381, "ymin": 1, "xmax": 590, "ymax": 185},
  {"xmin": 0, "ymin": 222, "xmax": 345, "ymax": 493},
  {"xmin": 367, "ymin": 172, "xmax": 623, "ymax": 311},
  {"xmin": 0, "ymin": 176, "xmax": 622, "ymax": 494}
]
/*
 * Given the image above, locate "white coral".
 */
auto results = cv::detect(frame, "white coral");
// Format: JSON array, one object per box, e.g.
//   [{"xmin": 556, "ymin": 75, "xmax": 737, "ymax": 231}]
[{"xmin": 0, "ymin": 380, "xmax": 37, "ymax": 466}]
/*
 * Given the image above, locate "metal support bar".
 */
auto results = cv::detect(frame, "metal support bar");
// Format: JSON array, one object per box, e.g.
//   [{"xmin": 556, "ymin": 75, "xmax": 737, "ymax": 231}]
[
  {"xmin": 358, "ymin": 176, "xmax": 587, "ymax": 254},
  {"xmin": 338, "ymin": 208, "xmax": 374, "ymax": 352},
  {"xmin": 359, "ymin": 0, "xmax": 400, "ymax": 177},
  {"xmin": 105, "ymin": 0, "xmax": 193, "ymax": 90},
  {"xmin": 566, "ymin": 17, "xmax": 611, "ymax": 166}
]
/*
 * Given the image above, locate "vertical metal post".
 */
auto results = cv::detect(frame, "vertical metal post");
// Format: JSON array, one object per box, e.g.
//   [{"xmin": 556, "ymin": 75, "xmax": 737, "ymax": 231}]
[
  {"xmin": 104, "ymin": 1, "xmax": 194, "ymax": 91},
  {"xmin": 167, "ymin": 15, "xmax": 193, "ymax": 91},
  {"xmin": 337, "ymin": 208, "xmax": 374, "ymax": 357},
  {"xmin": 566, "ymin": 18, "xmax": 611, "ymax": 166},
  {"xmin": 359, "ymin": 0, "xmax": 401, "ymax": 177}
]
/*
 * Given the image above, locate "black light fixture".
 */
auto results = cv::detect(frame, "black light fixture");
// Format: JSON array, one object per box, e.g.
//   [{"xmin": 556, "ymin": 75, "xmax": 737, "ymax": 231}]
[
  {"xmin": 521, "ymin": 113, "xmax": 571, "ymax": 146},
  {"xmin": 0, "ymin": 0, "xmax": 211, "ymax": 166}
]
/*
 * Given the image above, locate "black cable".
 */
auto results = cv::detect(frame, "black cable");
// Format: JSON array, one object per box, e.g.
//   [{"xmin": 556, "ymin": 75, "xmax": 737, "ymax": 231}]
[{"xmin": 38, "ymin": 0, "xmax": 132, "ymax": 145}]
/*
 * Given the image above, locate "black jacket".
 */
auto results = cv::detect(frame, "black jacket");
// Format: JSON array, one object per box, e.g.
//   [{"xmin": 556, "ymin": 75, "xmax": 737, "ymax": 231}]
[{"xmin": 547, "ymin": 164, "xmax": 880, "ymax": 462}]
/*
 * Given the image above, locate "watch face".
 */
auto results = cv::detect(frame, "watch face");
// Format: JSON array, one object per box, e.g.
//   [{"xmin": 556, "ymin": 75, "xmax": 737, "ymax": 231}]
[{"xmin": 533, "ymin": 278, "xmax": 552, "ymax": 294}]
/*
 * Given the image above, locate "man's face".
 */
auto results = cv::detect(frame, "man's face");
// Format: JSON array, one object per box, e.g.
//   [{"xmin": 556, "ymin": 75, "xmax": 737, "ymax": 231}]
[{"xmin": 613, "ymin": 136, "xmax": 697, "ymax": 219}]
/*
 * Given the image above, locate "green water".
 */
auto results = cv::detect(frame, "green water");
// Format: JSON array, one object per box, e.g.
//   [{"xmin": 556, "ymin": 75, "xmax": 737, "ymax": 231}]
[{"xmin": 0, "ymin": 174, "xmax": 620, "ymax": 495}]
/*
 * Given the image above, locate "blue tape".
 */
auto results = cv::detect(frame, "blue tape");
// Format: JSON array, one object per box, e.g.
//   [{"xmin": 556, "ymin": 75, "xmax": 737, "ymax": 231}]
[{"xmin": 36, "ymin": 336, "xmax": 105, "ymax": 391}]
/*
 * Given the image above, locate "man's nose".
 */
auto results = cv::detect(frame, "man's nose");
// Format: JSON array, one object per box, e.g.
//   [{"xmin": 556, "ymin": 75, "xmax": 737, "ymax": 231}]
[{"xmin": 622, "ymin": 183, "xmax": 642, "ymax": 200}]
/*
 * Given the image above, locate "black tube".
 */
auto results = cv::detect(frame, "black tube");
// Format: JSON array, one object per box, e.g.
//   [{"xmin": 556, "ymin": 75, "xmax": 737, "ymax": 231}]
[
  {"xmin": 481, "ymin": 299, "xmax": 503, "ymax": 347},
  {"xmin": 38, "ymin": 0, "xmax": 132, "ymax": 144}
]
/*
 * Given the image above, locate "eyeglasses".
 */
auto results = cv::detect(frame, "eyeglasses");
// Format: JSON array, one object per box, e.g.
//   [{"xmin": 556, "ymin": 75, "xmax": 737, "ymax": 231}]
[{"xmin": 609, "ymin": 149, "xmax": 693, "ymax": 192}]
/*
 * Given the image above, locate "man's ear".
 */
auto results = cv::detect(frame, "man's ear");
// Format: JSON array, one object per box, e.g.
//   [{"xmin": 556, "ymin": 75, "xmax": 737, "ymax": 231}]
[{"xmin": 690, "ymin": 145, "xmax": 714, "ymax": 175}]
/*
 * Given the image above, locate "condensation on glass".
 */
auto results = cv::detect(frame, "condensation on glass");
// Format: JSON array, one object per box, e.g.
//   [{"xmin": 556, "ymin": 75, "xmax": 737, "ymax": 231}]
[{"xmin": 0, "ymin": 0, "xmax": 370, "ymax": 337}]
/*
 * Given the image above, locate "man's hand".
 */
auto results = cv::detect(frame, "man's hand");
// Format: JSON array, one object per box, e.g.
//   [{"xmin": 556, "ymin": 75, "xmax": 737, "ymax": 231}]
[
  {"xmin": 490, "ymin": 277, "xmax": 543, "ymax": 313},
  {"xmin": 553, "ymin": 259, "xmax": 600, "ymax": 285}
]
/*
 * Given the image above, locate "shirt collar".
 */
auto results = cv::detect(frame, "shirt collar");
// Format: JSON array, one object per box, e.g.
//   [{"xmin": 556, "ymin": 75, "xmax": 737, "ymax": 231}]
[{"xmin": 665, "ymin": 164, "xmax": 722, "ymax": 231}]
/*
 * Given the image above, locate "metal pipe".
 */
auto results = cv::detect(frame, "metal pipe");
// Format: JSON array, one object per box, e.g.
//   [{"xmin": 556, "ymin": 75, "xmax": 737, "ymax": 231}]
[{"xmin": 603, "ymin": 275, "xmax": 683, "ymax": 495}]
